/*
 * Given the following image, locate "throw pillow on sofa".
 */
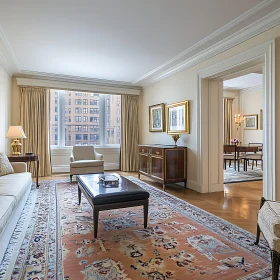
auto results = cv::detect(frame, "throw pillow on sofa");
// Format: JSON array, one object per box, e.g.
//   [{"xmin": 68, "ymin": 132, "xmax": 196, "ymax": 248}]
[{"xmin": 0, "ymin": 153, "xmax": 14, "ymax": 176}]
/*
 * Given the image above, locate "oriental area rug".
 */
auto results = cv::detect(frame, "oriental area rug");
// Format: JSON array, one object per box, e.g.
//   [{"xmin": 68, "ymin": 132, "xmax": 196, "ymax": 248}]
[
  {"xmin": 224, "ymin": 163, "xmax": 263, "ymax": 184},
  {"xmin": 0, "ymin": 178, "xmax": 272, "ymax": 280}
]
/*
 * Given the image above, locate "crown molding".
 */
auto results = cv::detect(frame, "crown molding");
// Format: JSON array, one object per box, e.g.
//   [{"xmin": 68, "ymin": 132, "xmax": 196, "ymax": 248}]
[
  {"xmin": 0, "ymin": 25, "xmax": 20, "ymax": 75},
  {"xmin": 240, "ymin": 85, "xmax": 262, "ymax": 93},
  {"xmin": 137, "ymin": 6, "xmax": 280, "ymax": 87},
  {"xmin": 134, "ymin": 0, "xmax": 276, "ymax": 85},
  {"xmin": 16, "ymin": 71, "xmax": 142, "ymax": 90}
]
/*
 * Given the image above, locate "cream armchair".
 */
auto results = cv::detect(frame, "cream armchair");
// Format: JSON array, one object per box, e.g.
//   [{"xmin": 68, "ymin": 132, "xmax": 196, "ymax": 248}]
[{"xmin": 70, "ymin": 146, "xmax": 104, "ymax": 182}]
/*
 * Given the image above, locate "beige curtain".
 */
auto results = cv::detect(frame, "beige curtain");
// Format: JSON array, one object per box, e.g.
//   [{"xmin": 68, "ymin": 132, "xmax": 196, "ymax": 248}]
[
  {"xmin": 223, "ymin": 98, "xmax": 233, "ymax": 144},
  {"xmin": 20, "ymin": 87, "xmax": 51, "ymax": 176},
  {"xmin": 121, "ymin": 95, "xmax": 139, "ymax": 171}
]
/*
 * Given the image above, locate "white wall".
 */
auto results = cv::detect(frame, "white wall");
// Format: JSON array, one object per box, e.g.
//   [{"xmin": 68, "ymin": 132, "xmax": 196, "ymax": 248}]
[
  {"xmin": 240, "ymin": 87, "xmax": 263, "ymax": 144},
  {"xmin": 0, "ymin": 65, "xmax": 11, "ymax": 153},
  {"xmin": 140, "ymin": 25, "xmax": 280, "ymax": 197}
]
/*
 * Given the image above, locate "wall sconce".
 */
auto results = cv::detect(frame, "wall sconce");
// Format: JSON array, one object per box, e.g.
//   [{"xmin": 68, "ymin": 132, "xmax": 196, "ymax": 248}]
[{"xmin": 234, "ymin": 114, "xmax": 242, "ymax": 131}]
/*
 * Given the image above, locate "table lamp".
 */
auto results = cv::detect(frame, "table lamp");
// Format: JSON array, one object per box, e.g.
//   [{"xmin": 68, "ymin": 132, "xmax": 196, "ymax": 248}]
[{"xmin": 6, "ymin": 126, "xmax": 27, "ymax": 155}]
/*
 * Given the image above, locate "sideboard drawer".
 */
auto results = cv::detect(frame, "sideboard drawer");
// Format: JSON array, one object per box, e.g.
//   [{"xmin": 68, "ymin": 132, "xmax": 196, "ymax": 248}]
[
  {"xmin": 139, "ymin": 146, "xmax": 148, "ymax": 154},
  {"xmin": 151, "ymin": 147, "xmax": 163, "ymax": 156}
]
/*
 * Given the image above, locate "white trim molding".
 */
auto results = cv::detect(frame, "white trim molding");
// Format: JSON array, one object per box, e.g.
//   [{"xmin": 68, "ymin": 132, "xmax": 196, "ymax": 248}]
[
  {"xmin": 138, "ymin": 7, "xmax": 280, "ymax": 87},
  {"xmin": 239, "ymin": 85, "xmax": 263, "ymax": 94},
  {"xmin": 196, "ymin": 40, "xmax": 275, "ymax": 199},
  {"xmin": 16, "ymin": 77, "xmax": 141, "ymax": 95}
]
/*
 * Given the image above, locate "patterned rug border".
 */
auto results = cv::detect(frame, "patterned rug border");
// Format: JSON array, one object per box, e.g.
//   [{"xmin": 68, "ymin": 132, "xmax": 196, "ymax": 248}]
[
  {"xmin": 0, "ymin": 184, "xmax": 38, "ymax": 280},
  {"xmin": 127, "ymin": 176, "xmax": 271, "ymax": 263}
]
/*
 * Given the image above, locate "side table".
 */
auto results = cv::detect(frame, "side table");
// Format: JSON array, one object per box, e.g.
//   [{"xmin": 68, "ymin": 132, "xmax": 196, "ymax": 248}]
[{"xmin": 8, "ymin": 154, "xmax": 40, "ymax": 188}]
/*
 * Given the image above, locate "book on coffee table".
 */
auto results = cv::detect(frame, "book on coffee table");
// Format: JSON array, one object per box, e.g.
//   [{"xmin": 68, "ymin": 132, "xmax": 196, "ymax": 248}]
[{"xmin": 98, "ymin": 175, "xmax": 119, "ymax": 187}]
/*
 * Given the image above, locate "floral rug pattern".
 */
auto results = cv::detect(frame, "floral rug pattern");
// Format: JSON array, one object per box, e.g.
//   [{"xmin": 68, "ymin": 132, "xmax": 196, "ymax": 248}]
[
  {"xmin": 0, "ymin": 177, "xmax": 272, "ymax": 279},
  {"xmin": 58, "ymin": 177, "xmax": 271, "ymax": 280}
]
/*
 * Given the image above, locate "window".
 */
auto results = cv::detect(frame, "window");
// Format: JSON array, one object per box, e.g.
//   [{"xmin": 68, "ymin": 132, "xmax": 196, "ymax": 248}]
[
  {"xmin": 75, "ymin": 107, "xmax": 82, "ymax": 114},
  {"xmin": 105, "ymin": 95, "xmax": 122, "ymax": 144},
  {"xmin": 90, "ymin": 108, "xmax": 99, "ymax": 114},
  {"xmin": 50, "ymin": 90, "xmax": 121, "ymax": 146}
]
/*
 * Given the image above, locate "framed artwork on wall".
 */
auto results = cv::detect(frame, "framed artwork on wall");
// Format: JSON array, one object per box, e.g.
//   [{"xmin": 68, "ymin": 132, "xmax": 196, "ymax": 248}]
[
  {"xmin": 149, "ymin": 103, "xmax": 165, "ymax": 132},
  {"xmin": 166, "ymin": 100, "xmax": 189, "ymax": 134},
  {"xmin": 243, "ymin": 114, "xmax": 258, "ymax": 130}
]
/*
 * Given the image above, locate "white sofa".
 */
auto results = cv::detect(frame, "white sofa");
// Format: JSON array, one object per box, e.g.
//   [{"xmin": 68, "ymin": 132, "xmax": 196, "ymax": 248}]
[{"xmin": 0, "ymin": 162, "xmax": 32, "ymax": 263}]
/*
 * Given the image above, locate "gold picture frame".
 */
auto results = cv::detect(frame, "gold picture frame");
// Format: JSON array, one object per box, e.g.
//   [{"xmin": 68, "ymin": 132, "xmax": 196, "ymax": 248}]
[
  {"xmin": 166, "ymin": 100, "xmax": 190, "ymax": 134},
  {"xmin": 243, "ymin": 114, "xmax": 258, "ymax": 130},
  {"xmin": 149, "ymin": 103, "xmax": 165, "ymax": 132}
]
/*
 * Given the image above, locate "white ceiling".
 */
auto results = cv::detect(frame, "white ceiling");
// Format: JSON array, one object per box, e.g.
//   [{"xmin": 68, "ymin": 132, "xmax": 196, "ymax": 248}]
[
  {"xmin": 0, "ymin": 0, "xmax": 279, "ymax": 86},
  {"xmin": 224, "ymin": 73, "xmax": 263, "ymax": 90}
]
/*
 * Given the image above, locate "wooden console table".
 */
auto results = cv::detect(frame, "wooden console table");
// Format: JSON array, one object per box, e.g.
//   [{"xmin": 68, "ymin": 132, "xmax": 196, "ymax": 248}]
[
  {"xmin": 138, "ymin": 145, "xmax": 187, "ymax": 191},
  {"xmin": 8, "ymin": 154, "xmax": 40, "ymax": 188}
]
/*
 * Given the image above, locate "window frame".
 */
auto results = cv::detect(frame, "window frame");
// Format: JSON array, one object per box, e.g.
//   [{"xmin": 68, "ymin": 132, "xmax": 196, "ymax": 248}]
[{"xmin": 51, "ymin": 91, "xmax": 121, "ymax": 148}]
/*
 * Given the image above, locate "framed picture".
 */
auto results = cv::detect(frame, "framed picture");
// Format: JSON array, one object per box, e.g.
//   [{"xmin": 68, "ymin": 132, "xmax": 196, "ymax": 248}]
[
  {"xmin": 243, "ymin": 114, "xmax": 258, "ymax": 130},
  {"xmin": 166, "ymin": 100, "xmax": 189, "ymax": 134},
  {"xmin": 149, "ymin": 103, "xmax": 165, "ymax": 132}
]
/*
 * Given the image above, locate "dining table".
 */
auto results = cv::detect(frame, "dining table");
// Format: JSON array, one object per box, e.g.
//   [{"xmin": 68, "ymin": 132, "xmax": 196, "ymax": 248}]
[{"xmin": 224, "ymin": 144, "xmax": 260, "ymax": 171}]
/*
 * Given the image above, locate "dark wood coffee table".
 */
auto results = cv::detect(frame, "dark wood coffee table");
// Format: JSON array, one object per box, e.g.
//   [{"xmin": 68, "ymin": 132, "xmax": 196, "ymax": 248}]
[{"xmin": 77, "ymin": 173, "xmax": 149, "ymax": 238}]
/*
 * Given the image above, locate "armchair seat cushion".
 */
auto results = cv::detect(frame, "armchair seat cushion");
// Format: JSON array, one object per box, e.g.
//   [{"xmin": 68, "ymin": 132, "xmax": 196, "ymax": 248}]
[
  {"xmin": 70, "ymin": 160, "xmax": 104, "ymax": 168},
  {"xmin": 258, "ymin": 201, "xmax": 280, "ymax": 239}
]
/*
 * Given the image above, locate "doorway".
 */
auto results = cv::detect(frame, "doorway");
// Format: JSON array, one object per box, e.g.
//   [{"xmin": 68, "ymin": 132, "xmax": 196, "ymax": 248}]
[
  {"xmin": 197, "ymin": 40, "xmax": 275, "ymax": 200},
  {"xmin": 223, "ymin": 72, "xmax": 263, "ymax": 188}
]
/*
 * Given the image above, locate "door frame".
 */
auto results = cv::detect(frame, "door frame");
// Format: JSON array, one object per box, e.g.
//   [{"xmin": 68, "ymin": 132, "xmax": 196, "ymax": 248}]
[{"xmin": 196, "ymin": 40, "xmax": 275, "ymax": 199}]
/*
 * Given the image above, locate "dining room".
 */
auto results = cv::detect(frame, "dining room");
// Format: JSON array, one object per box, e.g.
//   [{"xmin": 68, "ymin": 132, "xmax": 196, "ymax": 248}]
[{"xmin": 223, "ymin": 72, "xmax": 263, "ymax": 186}]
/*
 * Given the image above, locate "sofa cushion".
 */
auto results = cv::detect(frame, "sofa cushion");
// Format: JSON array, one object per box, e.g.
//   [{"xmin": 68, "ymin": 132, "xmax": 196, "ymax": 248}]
[
  {"xmin": 70, "ymin": 160, "xmax": 104, "ymax": 168},
  {"xmin": 0, "ymin": 153, "xmax": 14, "ymax": 176},
  {"xmin": 0, "ymin": 172, "xmax": 32, "ymax": 203},
  {"xmin": 0, "ymin": 196, "xmax": 16, "ymax": 234}
]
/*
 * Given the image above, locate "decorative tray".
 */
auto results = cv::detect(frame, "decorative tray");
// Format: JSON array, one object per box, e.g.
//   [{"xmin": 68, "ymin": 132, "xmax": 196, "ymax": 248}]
[{"xmin": 98, "ymin": 175, "xmax": 119, "ymax": 187}]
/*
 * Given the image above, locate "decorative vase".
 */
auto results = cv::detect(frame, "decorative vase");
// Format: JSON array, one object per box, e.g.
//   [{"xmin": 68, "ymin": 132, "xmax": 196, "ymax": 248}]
[{"xmin": 172, "ymin": 134, "xmax": 181, "ymax": 146}]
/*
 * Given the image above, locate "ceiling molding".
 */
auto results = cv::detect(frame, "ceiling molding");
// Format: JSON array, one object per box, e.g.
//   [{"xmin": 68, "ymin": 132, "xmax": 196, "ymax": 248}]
[
  {"xmin": 134, "ymin": 0, "xmax": 276, "ymax": 85},
  {"xmin": 16, "ymin": 77, "xmax": 141, "ymax": 95},
  {"xmin": 0, "ymin": 25, "xmax": 20, "ymax": 74},
  {"xmin": 16, "ymin": 71, "xmax": 142, "ymax": 90},
  {"xmin": 240, "ymin": 85, "xmax": 262, "ymax": 93},
  {"xmin": 138, "ymin": 7, "xmax": 280, "ymax": 87}
]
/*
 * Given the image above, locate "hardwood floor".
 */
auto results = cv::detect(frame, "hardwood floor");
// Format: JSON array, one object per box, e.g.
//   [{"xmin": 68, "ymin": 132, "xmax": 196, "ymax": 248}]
[{"xmin": 40, "ymin": 171, "xmax": 262, "ymax": 235}]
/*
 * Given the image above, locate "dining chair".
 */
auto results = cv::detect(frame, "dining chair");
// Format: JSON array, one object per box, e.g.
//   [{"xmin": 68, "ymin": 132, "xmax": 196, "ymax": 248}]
[
  {"xmin": 223, "ymin": 144, "xmax": 239, "ymax": 171},
  {"xmin": 245, "ymin": 143, "xmax": 263, "ymax": 171}
]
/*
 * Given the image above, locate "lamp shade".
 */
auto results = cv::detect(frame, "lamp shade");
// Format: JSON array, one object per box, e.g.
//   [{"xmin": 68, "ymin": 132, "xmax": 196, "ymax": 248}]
[{"xmin": 6, "ymin": 126, "xmax": 27, "ymax": 139}]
